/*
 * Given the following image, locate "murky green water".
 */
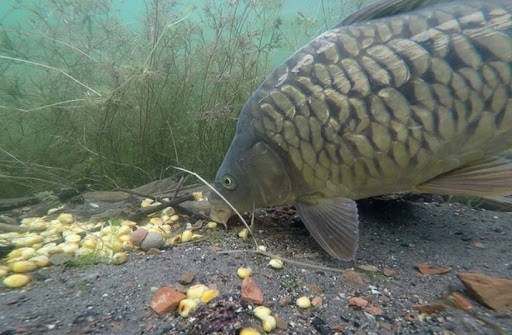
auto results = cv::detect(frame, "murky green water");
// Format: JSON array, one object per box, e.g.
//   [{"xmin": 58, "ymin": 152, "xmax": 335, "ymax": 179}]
[{"xmin": 0, "ymin": 0, "xmax": 368, "ymax": 197}]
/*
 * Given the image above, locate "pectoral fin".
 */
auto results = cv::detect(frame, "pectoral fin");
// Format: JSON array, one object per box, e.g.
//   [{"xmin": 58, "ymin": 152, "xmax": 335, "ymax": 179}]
[
  {"xmin": 417, "ymin": 157, "xmax": 512, "ymax": 197},
  {"xmin": 296, "ymin": 198, "xmax": 359, "ymax": 261}
]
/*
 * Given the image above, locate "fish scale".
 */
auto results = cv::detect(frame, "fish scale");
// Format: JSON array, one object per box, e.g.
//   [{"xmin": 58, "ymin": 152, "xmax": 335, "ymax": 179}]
[{"xmin": 246, "ymin": 0, "xmax": 512, "ymax": 199}]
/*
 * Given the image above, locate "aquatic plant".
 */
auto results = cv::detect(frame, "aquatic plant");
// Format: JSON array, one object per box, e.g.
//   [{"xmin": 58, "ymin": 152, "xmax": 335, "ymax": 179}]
[{"xmin": 0, "ymin": 0, "xmax": 358, "ymax": 196}]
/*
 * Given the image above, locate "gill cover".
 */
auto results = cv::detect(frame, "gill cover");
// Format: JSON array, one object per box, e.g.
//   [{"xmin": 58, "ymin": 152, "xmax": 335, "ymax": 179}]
[{"xmin": 241, "ymin": 141, "xmax": 292, "ymax": 207}]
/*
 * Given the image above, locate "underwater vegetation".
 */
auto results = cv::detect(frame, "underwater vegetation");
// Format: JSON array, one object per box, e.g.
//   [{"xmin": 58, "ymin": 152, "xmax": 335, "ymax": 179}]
[{"xmin": 0, "ymin": 0, "xmax": 364, "ymax": 197}]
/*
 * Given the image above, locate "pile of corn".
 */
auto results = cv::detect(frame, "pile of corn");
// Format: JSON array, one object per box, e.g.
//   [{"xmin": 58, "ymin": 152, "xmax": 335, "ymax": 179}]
[{"xmin": 0, "ymin": 193, "xmax": 208, "ymax": 288}]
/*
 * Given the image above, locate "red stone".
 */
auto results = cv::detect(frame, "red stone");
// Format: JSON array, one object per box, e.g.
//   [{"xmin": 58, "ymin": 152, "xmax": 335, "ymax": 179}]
[
  {"xmin": 241, "ymin": 277, "xmax": 264, "ymax": 305},
  {"xmin": 130, "ymin": 228, "xmax": 148, "ymax": 246},
  {"xmin": 149, "ymin": 287, "xmax": 186, "ymax": 314},
  {"xmin": 348, "ymin": 296, "xmax": 369, "ymax": 308},
  {"xmin": 457, "ymin": 272, "xmax": 512, "ymax": 312},
  {"xmin": 413, "ymin": 303, "xmax": 447, "ymax": 314},
  {"xmin": 367, "ymin": 306, "xmax": 383, "ymax": 315}
]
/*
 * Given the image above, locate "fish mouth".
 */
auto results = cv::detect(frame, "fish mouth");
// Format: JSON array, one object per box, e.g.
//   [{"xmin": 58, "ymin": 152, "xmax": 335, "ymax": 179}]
[{"xmin": 210, "ymin": 206, "xmax": 234, "ymax": 225}]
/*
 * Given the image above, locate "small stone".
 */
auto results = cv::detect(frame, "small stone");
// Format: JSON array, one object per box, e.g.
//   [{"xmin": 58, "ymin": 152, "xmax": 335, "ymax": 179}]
[
  {"xmin": 367, "ymin": 306, "xmax": 383, "ymax": 315},
  {"xmin": 457, "ymin": 272, "xmax": 512, "ymax": 312},
  {"xmin": 415, "ymin": 263, "xmax": 452, "ymax": 275},
  {"xmin": 413, "ymin": 303, "xmax": 447, "ymax": 314},
  {"xmin": 241, "ymin": 277, "xmax": 264, "ymax": 305},
  {"xmin": 357, "ymin": 264, "xmax": 379, "ymax": 272},
  {"xmin": 274, "ymin": 315, "xmax": 288, "ymax": 330},
  {"xmin": 348, "ymin": 297, "xmax": 369, "ymax": 308},
  {"xmin": 130, "ymin": 228, "xmax": 148, "ymax": 246},
  {"xmin": 140, "ymin": 232, "xmax": 164, "ymax": 251},
  {"xmin": 450, "ymin": 292, "xmax": 473, "ymax": 311},
  {"xmin": 342, "ymin": 269, "xmax": 366, "ymax": 287},
  {"xmin": 472, "ymin": 242, "xmax": 485, "ymax": 249},
  {"xmin": 383, "ymin": 267, "xmax": 396, "ymax": 277},
  {"xmin": 146, "ymin": 248, "xmax": 161, "ymax": 255},
  {"xmin": 179, "ymin": 272, "xmax": 195, "ymax": 285},
  {"xmin": 312, "ymin": 296, "xmax": 323, "ymax": 308},
  {"xmin": 149, "ymin": 287, "xmax": 186, "ymax": 314},
  {"xmin": 279, "ymin": 295, "xmax": 291, "ymax": 306}
]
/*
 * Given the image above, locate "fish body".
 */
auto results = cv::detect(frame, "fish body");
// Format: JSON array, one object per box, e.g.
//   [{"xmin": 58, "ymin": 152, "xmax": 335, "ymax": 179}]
[{"xmin": 209, "ymin": 0, "xmax": 512, "ymax": 260}]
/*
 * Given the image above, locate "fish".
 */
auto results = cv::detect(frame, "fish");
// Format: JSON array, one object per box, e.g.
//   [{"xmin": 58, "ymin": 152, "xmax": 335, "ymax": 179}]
[{"xmin": 208, "ymin": 0, "xmax": 512, "ymax": 260}]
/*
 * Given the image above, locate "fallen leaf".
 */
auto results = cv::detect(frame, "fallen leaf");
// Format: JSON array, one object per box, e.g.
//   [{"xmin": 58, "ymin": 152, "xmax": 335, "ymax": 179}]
[
  {"xmin": 415, "ymin": 264, "xmax": 451, "ymax": 275},
  {"xmin": 449, "ymin": 292, "xmax": 472, "ymax": 311}
]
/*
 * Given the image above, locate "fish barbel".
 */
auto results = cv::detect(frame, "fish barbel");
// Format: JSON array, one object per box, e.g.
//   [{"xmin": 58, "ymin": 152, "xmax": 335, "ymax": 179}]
[{"xmin": 209, "ymin": 0, "xmax": 512, "ymax": 260}]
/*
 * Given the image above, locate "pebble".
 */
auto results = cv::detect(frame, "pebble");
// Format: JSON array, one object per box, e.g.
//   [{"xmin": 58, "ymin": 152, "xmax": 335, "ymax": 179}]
[
  {"xmin": 279, "ymin": 295, "xmax": 291, "ymax": 306},
  {"xmin": 312, "ymin": 296, "xmax": 323, "ymax": 308},
  {"xmin": 383, "ymin": 267, "xmax": 396, "ymax": 277},
  {"xmin": 149, "ymin": 287, "xmax": 186, "ymax": 314},
  {"xmin": 342, "ymin": 269, "xmax": 366, "ymax": 288},
  {"xmin": 179, "ymin": 272, "xmax": 195, "ymax": 285},
  {"xmin": 413, "ymin": 303, "xmax": 447, "ymax": 314},
  {"xmin": 130, "ymin": 228, "xmax": 148, "ymax": 246},
  {"xmin": 348, "ymin": 297, "xmax": 369, "ymax": 308},
  {"xmin": 140, "ymin": 232, "xmax": 164, "ymax": 251},
  {"xmin": 241, "ymin": 277, "xmax": 264, "ymax": 305},
  {"xmin": 457, "ymin": 272, "xmax": 512, "ymax": 312},
  {"xmin": 367, "ymin": 306, "xmax": 383, "ymax": 315}
]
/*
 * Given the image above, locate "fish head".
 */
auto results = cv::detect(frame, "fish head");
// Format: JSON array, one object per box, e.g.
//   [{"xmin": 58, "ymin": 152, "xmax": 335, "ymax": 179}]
[{"xmin": 209, "ymin": 124, "xmax": 293, "ymax": 224}]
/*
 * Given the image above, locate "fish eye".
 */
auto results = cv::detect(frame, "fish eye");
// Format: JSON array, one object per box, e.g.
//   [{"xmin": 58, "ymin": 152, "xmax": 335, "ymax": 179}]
[{"xmin": 222, "ymin": 175, "xmax": 236, "ymax": 190}]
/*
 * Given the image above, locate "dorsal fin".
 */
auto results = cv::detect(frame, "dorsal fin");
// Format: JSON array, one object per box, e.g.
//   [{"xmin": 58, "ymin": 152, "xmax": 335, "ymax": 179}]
[{"xmin": 337, "ymin": 0, "xmax": 449, "ymax": 27}]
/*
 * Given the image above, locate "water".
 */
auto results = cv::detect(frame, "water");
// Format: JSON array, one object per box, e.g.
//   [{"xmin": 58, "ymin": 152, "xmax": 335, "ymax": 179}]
[{"xmin": 0, "ymin": 0, "xmax": 367, "ymax": 197}]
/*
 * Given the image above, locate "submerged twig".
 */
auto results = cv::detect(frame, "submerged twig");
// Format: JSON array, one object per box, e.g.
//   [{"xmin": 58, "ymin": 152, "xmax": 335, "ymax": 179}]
[
  {"xmin": 217, "ymin": 249, "xmax": 345, "ymax": 273},
  {"xmin": 173, "ymin": 166, "xmax": 258, "ymax": 247},
  {"xmin": 0, "ymin": 55, "xmax": 102, "ymax": 97}
]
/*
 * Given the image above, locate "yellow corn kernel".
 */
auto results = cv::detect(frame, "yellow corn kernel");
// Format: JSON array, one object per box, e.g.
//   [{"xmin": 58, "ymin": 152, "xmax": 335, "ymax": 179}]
[
  {"xmin": 10, "ymin": 261, "xmax": 37, "ymax": 273},
  {"xmin": 169, "ymin": 235, "xmax": 181, "ymax": 245},
  {"xmin": 122, "ymin": 241, "xmax": 134, "ymax": 250},
  {"xmin": 178, "ymin": 298, "xmax": 199, "ymax": 317},
  {"xmin": 82, "ymin": 237, "xmax": 97, "ymax": 249},
  {"xmin": 3, "ymin": 274, "xmax": 30, "ymax": 288},
  {"xmin": 262, "ymin": 315, "xmax": 276, "ymax": 332},
  {"xmin": 240, "ymin": 328, "xmax": 260, "ymax": 335},
  {"xmin": 296, "ymin": 296, "xmax": 311, "ymax": 309},
  {"xmin": 253, "ymin": 306, "xmax": 272, "ymax": 320},
  {"xmin": 257, "ymin": 245, "xmax": 267, "ymax": 252},
  {"xmin": 118, "ymin": 234, "xmax": 131, "ymax": 242},
  {"xmin": 0, "ymin": 265, "xmax": 9, "ymax": 277},
  {"xmin": 150, "ymin": 217, "xmax": 163, "ymax": 225},
  {"xmin": 65, "ymin": 234, "xmax": 82, "ymax": 243},
  {"xmin": 61, "ymin": 242, "xmax": 79, "ymax": 254},
  {"xmin": 19, "ymin": 248, "xmax": 36, "ymax": 260},
  {"xmin": 162, "ymin": 207, "xmax": 175, "ymax": 216},
  {"xmin": 141, "ymin": 198, "xmax": 154, "ymax": 208},
  {"xmin": 7, "ymin": 249, "xmax": 22, "ymax": 259},
  {"xmin": 112, "ymin": 252, "xmax": 128, "ymax": 265},
  {"xmin": 206, "ymin": 221, "xmax": 217, "ymax": 229},
  {"xmin": 118, "ymin": 225, "xmax": 133, "ymax": 235},
  {"xmin": 29, "ymin": 255, "xmax": 49, "ymax": 267},
  {"xmin": 192, "ymin": 191, "xmax": 203, "ymax": 201},
  {"xmin": 75, "ymin": 248, "xmax": 92, "ymax": 257},
  {"xmin": 181, "ymin": 230, "xmax": 193, "ymax": 243},
  {"xmin": 170, "ymin": 214, "xmax": 179, "ymax": 222},
  {"xmin": 200, "ymin": 289, "xmax": 219, "ymax": 303},
  {"xmin": 237, "ymin": 267, "xmax": 252, "ymax": 279},
  {"xmin": 187, "ymin": 284, "xmax": 208, "ymax": 299},
  {"xmin": 268, "ymin": 259, "xmax": 284, "ymax": 269},
  {"xmin": 238, "ymin": 228, "xmax": 249, "ymax": 240},
  {"xmin": 58, "ymin": 213, "xmax": 74, "ymax": 225},
  {"xmin": 32, "ymin": 243, "xmax": 43, "ymax": 250}
]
